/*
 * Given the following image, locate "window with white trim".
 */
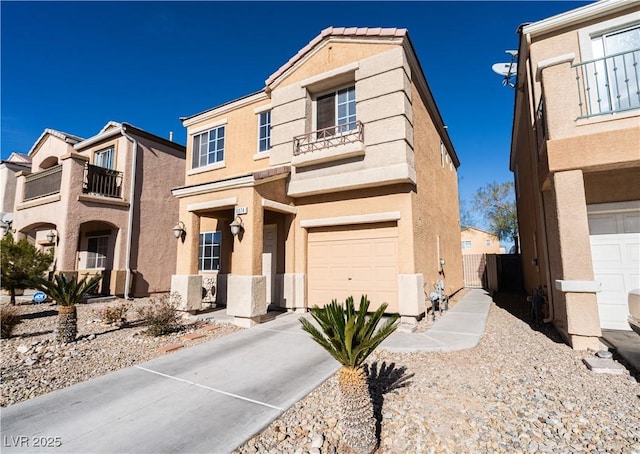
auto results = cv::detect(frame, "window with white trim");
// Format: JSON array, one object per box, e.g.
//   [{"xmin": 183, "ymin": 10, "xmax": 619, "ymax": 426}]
[
  {"xmin": 192, "ymin": 126, "xmax": 225, "ymax": 168},
  {"xmin": 87, "ymin": 236, "xmax": 109, "ymax": 269},
  {"xmin": 461, "ymin": 240, "xmax": 472, "ymax": 249},
  {"xmin": 199, "ymin": 231, "xmax": 221, "ymax": 271},
  {"xmin": 258, "ymin": 111, "xmax": 271, "ymax": 152},
  {"xmin": 316, "ymin": 86, "xmax": 356, "ymax": 135},
  {"xmin": 440, "ymin": 141, "xmax": 445, "ymax": 167},
  {"xmin": 485, "ymin": 239, "xmax": 491, "ymax": 247},
  {"xmin": 95, "ymin": 147, "xmax": 114, "ymax": 169}
]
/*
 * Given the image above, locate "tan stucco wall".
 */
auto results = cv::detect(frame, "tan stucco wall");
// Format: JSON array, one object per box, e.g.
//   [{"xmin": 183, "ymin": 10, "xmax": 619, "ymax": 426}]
[
  {"xmin": 460, "ymin": 228, "xmax": 501, "ymax": 255},
  {"xmin": 184, "ymin": 96, "xmax": 272, "ymax": 187},
  {"xmin": 29, "ymin": 135, "xmax": 75, "ymax": 170},
  {"xmin": 274, "ymin": 40, "xmax": 397, "ymax": 90},
  {"xmin": 410, "ymin": 82, "xmax": 463, "ymax": 296}
]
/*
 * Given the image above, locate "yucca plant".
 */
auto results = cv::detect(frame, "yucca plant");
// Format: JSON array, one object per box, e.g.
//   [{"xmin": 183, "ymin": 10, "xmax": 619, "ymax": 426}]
[
  {"xmin": 33, "ymin": 273, "xmax": 102, "ymax": 343},
  {"xmin": 300, "ymin": 295, "xmax": 399, "ymax": 454}
]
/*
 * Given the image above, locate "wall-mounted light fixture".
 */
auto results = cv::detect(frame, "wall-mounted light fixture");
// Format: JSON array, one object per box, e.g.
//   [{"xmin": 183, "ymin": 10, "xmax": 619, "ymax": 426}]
[
  {"xmin": 46, "ymin": 230, "xmax": 57, "ymax": 244},
  {"xmin": 230, "ymin": 216, "xmax": 244, "ymax": 237},
  {"xmin": 439, "ymin": 258, "xmax": 446, "ymax": 267},
  {"xmin": 173, "ymin": 221, "xmax": 186, "ymax": 239}
]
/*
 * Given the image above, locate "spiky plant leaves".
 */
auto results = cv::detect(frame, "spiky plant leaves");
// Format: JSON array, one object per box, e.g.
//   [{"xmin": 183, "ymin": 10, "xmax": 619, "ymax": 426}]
[
  {"xmin": 33, "ymin": 273, "xmax": 102, "ymax": 307},
  {"xmin": 300, "ymin": 295, "xmax": 399, "ymax": 368},
  {"xmin": 33, "ymin": 273, "xmax": 102, "ymax": 343}
]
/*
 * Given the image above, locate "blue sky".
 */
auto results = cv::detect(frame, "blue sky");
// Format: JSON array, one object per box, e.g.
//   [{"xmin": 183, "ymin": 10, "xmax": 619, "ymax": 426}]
[{"xmin": 1, "ymin": 0, "xmax": 587, "ymax": 228}]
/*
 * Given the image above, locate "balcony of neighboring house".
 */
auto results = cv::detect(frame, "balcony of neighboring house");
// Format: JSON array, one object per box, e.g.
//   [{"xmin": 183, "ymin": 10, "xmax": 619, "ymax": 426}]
[
  {"xmin": 83, "ymin": 163, "xmax": 123, "ymax": 199},
  {"xmin": 291, "ymin": 120, "xmax": 365, "ymax": 168},
  {"xmin": 573, "ymin": 48, "xmax": 640, "ymax": 119},
  {"xmin": 18, "ymin": 158, "xmax": 125, "ymax": 212}
]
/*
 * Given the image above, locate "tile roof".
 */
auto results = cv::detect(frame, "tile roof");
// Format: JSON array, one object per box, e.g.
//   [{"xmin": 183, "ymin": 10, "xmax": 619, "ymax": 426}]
[
  {"xmin": 28, "ymin": 128, "xmax": 84, "ymax": 156},
  {"xmin": 265, "ymin": 26, "xmax": 407, "ymax": 86}
]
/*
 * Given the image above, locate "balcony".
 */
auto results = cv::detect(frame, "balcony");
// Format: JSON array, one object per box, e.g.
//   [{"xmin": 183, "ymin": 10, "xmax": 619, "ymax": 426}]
[
  {"xmin": 293, "ymin": 120, "xmax": 364, "ymax": 155},
  {"xmin": 573, "ymin": 48, "xmax": 640, "ymax": 118},
  {"xmin": 291, "ymin": 121, "xmax": 365, "ymax": 169},
  {"xmin": 83, "ymin": 164, "xmax": 123, "ymax": 199},
  {"xmin": 23, "ymin": 165, "xmax": 62, "ymax": 201}
]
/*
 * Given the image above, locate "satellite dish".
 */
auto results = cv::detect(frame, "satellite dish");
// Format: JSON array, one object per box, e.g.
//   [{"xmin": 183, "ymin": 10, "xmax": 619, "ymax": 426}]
[
  {"xmin": 492, "ymin": 50, "xmax": 518, "ymax": 88},
  {"xmin": 492, "ymin": 62, "xmax": 517, "ymax": 76},
  {"xmin": 1, "ymin": 213, "xmax": 13, "ymax": 224}
]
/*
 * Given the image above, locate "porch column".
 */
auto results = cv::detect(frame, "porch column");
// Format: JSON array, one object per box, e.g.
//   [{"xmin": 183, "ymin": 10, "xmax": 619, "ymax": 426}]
[
  {"xmin": 551, "ymin": 170, "xmax": 601, "ymax": 350},
  {"xmin": 227, "ymin": 197, "xmax": 267, "ymax": 327}
]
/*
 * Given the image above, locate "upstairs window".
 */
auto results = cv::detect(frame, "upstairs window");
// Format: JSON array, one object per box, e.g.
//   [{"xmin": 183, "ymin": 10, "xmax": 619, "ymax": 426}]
[
  {"xmin": 87, "ymin": 235, "xmax": 108, "ymax": 269},
  {"xmin": 199, "ymin": 231, "xmax": 221, "ymax": 271},
  {"xmin": 94, "ymin": 147, "xmax": 114, "ymax": 169},
  {"xmin": 461, "ymin": 240, "xmax": 472, "ymax": 249},
  {"xmin": 258, "ymin": 111, "xmax": 271, "ymax": 152},
  {"xmin": 316, "ymin": 86, "xmax": 356, "ymax": 135},
  {"xmin": 192, "ymin": 126, "xmax": 225, "ymax": 168}
]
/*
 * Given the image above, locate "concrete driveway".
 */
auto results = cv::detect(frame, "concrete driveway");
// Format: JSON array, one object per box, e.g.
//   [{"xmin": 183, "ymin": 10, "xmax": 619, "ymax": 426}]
[{"xmin": 1, "ymin": 314, "xmax": 339, "ymax": 454}]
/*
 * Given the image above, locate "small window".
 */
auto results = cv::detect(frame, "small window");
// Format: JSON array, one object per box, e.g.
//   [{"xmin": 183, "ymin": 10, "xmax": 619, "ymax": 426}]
[
  {"xmin": 87, "ymin": 236, "xmax": 109, "ymax": 269},
  {"xmin": 258, "ymin": 111, "xmax": 271, "ymax": 152},
  {"xmin": 461, "ymin": 240, "xmax": 472, "ymax": 249},
  {"xmin": 95, "ymin": 147, "xmax": 114, "ymax": 169},
  {"xmin": 199, "ymin": 231, "xmax": 221, "ymax": 271},
  {"xmin": 316, "ymin": 86, "xmax": 356, "ymax": 135},
  {"xmin": 440, "ymin": 142, "xmax": 445, "ymax": 168},
  {"xmin": 485, "ymin": 239, "xmax": 491, "ymax": 247},
  {"xmin": 192, "ymin": 126, "xmax": 225, "ymax": 168}
]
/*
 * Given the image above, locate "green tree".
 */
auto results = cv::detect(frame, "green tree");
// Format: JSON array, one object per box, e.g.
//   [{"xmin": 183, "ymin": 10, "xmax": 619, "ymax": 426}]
[
  {"xmin": 300, "ymin": 296, "xmax": 399, "ymax": 454},
  {"xmin": 1, "ymin": 233, "xmax": 53, "ymax": 305},
  {"xmin": 473, "ymin": 181, "xmax": 518, "ymax": 245},
  {"xmin": 33, "ymin": 273, "xmax": 102, "ymax": 343}
]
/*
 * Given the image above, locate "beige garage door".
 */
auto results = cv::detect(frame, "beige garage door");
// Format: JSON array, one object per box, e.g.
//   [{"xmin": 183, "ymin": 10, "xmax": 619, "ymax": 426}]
[{"xmin": 307, "ymin": 223, "xmax": 399, "ymax": 313}]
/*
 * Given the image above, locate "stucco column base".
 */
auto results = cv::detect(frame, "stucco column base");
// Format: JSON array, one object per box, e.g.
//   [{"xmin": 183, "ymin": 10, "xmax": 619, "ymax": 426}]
[
  {"xmin": 568, "ymin": 334, "xmax": 601, "ymax": 351},
  {"xmin": 565, "ymin": 292, "xmax": 602, "ymax": 346},
  {"xmin": 227, "ymin": 274, "xmax": 267, "ymax": 324},
  {"xmin": 170, "ymin": 275, "xmax": 203, "ymax": 312},
  {"xmin": 233, "ymin": 316, "xmax": 263, "ymax": 328},
  {"xmin": 109, "ymin": 270, "xmax": 128, "ymax": 297},
  {"xmin": 283, "ymin": 273, "xmax": 306, "ymax": 311},
  {"xmin": 398, "ymin": 274, "xmax": 425, "ymax": 320}
]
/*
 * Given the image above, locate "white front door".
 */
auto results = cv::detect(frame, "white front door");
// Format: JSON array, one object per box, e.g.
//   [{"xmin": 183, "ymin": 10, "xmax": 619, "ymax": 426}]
[
  {"xmin": 262, "ymin": 224, "xmax": 277, "ymax": 305},
  {"xmin": 589, "ymin": 203, "xmax": 640, "ymax": 330}
]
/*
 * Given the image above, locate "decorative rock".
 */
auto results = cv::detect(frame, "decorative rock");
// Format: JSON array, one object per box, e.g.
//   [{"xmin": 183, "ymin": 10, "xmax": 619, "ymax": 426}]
[{"xmin": 310, "ymin": 433, "xmax": 323, "ymax": 449}]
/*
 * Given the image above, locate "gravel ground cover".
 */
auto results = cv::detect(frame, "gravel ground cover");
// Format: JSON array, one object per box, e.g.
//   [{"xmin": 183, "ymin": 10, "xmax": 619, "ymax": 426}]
[
  {"xmin": 1, "ymin": 297, "xmax": 242, "ymax": 407},
  {"xmin": 235, "ymin": 295, "xmax": 640, "ymax": 454},
  {"xmin": 2, "ymin": 292, "xmax": 639, "ymax": 453}
]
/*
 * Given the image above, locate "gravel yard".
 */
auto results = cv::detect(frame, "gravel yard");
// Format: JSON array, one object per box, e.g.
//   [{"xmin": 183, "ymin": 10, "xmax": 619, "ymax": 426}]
[
  {"xmin": 2, "ymin": 292, "xmax": 639, "ymax": 453},
  {"xmin": 1, "ymin": 297, "xmax": 242, "ymax": 407},
  {"xmin": 235, "ymin": 296, "xmax": 640, "ymax": 454}
]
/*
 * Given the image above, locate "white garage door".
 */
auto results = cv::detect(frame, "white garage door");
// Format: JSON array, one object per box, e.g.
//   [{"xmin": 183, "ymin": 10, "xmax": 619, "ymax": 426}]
[
  {"xmin": 589, "ymin": 206, "xmax": 640, "ymax": 330},
  {"xmin": 307, "ymin": 223, "xmax": 398, "ymax": 313}
]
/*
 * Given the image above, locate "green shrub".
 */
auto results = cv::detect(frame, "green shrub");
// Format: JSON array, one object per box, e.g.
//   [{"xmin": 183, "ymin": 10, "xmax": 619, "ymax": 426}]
[
  {"xmin": 98, "ymin": 302, "xmax": 130, "ymax": 325},
  {"xmin": 137, "ymin": 295, "xmax": 182, "ymax": 336},
  {"xmin": 1, "ymin": 305, "xmax": 21, "ymax": 338}
]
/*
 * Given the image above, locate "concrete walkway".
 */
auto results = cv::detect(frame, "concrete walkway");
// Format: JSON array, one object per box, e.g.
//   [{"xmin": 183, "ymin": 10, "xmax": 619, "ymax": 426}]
[{"xmin": 1, "ymin": 289, "xmax": 491, "ymax": 453}]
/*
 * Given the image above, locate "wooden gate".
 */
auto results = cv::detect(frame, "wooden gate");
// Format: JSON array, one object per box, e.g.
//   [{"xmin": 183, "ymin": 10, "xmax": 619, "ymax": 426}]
[{"xmin": 462, "ymin": 253, "xmax": 487, "ymax": 288}]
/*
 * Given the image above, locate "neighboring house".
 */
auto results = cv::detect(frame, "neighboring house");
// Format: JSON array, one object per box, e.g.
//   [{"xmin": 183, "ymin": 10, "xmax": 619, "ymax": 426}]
[
  {"xmin": 510, "ymin": 0, "xmax": 640, "ymax": 349},
  {"xmin": 11, "ymin": 122, "xmax": 185, "ymax": 297},
  {"xmin": 171, "ymin": 26, "xmax": 464, "ymax": 327},
  {"xmin": 0, "ymin": 152, "xmax": 32, "ymax": 235},
  {"xmin": 460, "ymin": 227, "xmax": 501, "ymax": 255}
]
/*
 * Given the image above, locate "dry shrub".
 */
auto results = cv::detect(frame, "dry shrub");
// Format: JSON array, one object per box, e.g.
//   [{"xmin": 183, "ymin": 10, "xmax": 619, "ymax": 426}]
[
  {"xmin": 97, "ymin": 302, "xmax": 131, "ymax": 325},
  {"xmin": 137, "ymin": 294, "xmax": 182, "ymax": 336},
  {"xmin": 1, "ymin": 305, "xmax": 21, "ymax": 339}
]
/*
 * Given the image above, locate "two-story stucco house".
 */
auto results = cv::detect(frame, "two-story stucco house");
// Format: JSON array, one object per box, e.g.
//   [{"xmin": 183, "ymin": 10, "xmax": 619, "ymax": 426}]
[
  {"xmin": 461, "ymin": 227, "xmax": 502, "ymax": 255},
  {"xmin": 510, "ymin": 0, "xmax": 640, "ymax": 349},
  {"xmin": 12, "ymin": 122, "xmax": 185, "ymax": 297},
  {"xmin": 171, "ymin": 27, "xmax": 464, "ymax": 327}
]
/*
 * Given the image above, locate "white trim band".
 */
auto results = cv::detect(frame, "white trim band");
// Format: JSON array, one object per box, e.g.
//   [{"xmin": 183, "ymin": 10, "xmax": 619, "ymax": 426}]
[
  {"xmin": 300, "ymin": 211, "xmax": 401, "ymax": 228},
  {"xmin": 261, "ymin": 198, "xmax": 297, "ymax": 215},
  {"xmin": 535, "ymin": 53, "xmax": 575, "ymax": 82},
  {"xmin": 555, "ymin": 279, "xmax": 602, "ymax": 293}
]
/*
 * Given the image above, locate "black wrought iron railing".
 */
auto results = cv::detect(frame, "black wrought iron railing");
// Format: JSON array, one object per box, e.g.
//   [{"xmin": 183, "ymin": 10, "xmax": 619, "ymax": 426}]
[
  {"xmin": 83, "ymin": 164, "xmax": 123, "ymax": 198},
  {"xmin": 23, "ymin": 165, "xmax": 62, "ymax": 201},
  {"xmin": 573, "ymin": 48, "xmax": 640, "ymax": 118},
  {"xmin": 293, "ymin": 120, "xmax": 363, "ymax": 156}
]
